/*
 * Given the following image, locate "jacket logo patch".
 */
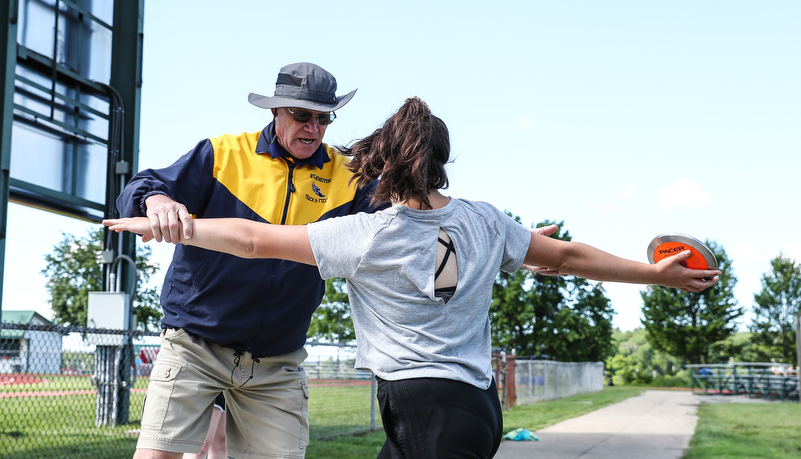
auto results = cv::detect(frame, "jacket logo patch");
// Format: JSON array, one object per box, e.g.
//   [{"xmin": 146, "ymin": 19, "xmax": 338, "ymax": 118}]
[{"xmin": 306, "ymin": 183, "xmax": 328, "ymax": 203}]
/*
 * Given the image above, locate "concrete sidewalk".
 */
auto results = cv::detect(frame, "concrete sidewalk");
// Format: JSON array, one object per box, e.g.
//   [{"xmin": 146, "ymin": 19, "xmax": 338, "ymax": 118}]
[{"xmin": 494, "ymin": 390, "xmax": 700, "ymax": 459}]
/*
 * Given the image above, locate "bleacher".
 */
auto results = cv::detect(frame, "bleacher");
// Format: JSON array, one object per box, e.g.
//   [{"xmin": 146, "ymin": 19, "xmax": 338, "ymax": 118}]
[{"xmin": 687, "ymin": 362, "xmax": 800, "ymax": 401}]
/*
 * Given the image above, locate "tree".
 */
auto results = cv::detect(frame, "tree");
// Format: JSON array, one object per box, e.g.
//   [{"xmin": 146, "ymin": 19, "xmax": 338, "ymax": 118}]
[
  {"xmin": 606, "ymin": 328, "xmax": 689, "ymax": 386},
  {"xmin": 307, "ymin": 277, "xmax": 355, "ymax": 344},
  {"xmin": 708, "ymin": 331, "xmax": 770, "ymax": 364},
  {"xmin": 489, "ymin": 218, "xmax": 616, "ymax": 362},
  {"xmin": 490, "ymin": 218, "xmax": 565, "ymax": 357},
  {"xmin": 550, "ymin": 281, "xmax": 616, "ymax": 362},
  {"xmin": 641, "ymin": 241, "xmax": 743, "ymax": 364},
  {"xmin": 41, "ymin": 228, "xmax": 162, "ymax": 330},
  {"xmin": 748, "ymin": 254, "xmax": 801, "ymax": 365}
]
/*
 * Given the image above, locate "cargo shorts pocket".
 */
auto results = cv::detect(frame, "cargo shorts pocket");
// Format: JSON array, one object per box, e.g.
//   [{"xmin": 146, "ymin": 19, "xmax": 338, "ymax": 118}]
[
  {"xmin": 140, "ymin": 359, "xmax": 184, "ymax": 431},
  {"xmin": 300, "ymin": 381, "xmax": 310, "ymax": 449}
]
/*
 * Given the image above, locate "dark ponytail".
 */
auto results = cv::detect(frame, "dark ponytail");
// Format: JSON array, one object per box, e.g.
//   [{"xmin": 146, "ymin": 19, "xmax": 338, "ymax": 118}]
[{"xmin": 342, "ymin": 97, "xmax": 450, "ymax": 209}]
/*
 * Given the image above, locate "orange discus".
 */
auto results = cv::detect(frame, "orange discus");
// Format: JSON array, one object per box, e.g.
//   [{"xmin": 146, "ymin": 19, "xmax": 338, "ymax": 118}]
[{"xmin": 647, "ymin": 233, "xmax": 717, "ymax": 270}]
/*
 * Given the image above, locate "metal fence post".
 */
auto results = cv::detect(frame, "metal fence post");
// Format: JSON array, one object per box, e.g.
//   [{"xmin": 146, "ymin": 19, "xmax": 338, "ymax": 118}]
[
  {"xmin": 94, "ymin": 344, "xmax": 132, "ymax": 427},
  {"xmin": 796, "ymin": 313, "xmax": 801, "ymax": 401},
  {"xmin": 370, "ymin": 373, "xmax": 377, "ymax": 431},
  {"xmin": 500, "ymin": 351, "xmax": 508, "ymax": 410}
]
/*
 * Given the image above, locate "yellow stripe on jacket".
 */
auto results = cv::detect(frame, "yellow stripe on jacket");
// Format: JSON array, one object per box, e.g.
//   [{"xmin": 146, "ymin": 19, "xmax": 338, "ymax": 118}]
[{"xmin": 210, "ymin": 132, "xmax": 360, "ymax": 225}]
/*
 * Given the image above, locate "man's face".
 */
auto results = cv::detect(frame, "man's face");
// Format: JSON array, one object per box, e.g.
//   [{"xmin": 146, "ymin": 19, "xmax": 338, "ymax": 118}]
[{"xmin": 273, "ymin": 107, "xmax": 329, "ymax": 159}]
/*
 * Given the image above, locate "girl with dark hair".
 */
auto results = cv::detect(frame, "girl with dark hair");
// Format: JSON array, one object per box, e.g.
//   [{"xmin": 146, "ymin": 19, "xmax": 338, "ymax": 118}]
[{"xmin": 105, "ymin": 96, "xmax": 719, "ymax": 458}]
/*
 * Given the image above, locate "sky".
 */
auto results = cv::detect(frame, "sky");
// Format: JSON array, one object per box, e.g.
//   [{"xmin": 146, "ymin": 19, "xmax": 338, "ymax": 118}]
[{"xmin": 3, "ymin": 0, "xmax": 800, "ymax": 334}]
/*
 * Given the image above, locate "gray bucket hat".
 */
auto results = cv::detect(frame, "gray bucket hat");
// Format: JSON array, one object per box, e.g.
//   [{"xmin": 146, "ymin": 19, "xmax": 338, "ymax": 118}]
[{"xmin": 248, "ymin": 62, "xmax": 357, "ymax": 112}]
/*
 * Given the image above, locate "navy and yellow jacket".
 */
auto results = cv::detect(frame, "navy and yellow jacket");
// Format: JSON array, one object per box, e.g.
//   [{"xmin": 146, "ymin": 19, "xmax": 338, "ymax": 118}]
[{"xmin": 117, "ymin": 123, "xmax": 384, "ymax": 357}]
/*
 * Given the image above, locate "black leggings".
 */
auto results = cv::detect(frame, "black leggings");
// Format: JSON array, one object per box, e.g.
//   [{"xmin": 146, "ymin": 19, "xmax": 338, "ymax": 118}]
[{"xmin": 376, "ymin": 377, "xmax": 503, "ymax": 459}]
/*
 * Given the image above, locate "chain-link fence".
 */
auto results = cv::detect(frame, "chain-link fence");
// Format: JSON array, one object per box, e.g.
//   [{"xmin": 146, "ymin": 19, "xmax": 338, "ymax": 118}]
[
  {"xmin": 0, "ymin": 322, "xmax": 376, "ymax": 459},
  {"xmin": 1, "ymin": 321, "xmax": 606, "ymax": 458},
  {"xmin": 512, "ymin": 359, "xmax": 605, "ymax": 406}
]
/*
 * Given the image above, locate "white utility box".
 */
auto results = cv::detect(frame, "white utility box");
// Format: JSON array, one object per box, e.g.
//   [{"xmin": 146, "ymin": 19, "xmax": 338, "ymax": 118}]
[{"xmin": 86, "ymin": 291, "xmax": 131, "ymax": 346}]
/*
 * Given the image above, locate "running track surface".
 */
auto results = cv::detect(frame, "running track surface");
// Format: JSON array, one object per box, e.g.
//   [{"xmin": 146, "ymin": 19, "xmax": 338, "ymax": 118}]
[{"xmin": 0, "ymin": 375, "xmax": 371, "ymax": 397}]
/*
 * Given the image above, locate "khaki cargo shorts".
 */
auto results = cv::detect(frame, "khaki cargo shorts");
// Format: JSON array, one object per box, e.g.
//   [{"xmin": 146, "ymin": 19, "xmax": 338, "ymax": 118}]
[{"xmin": 136, "ymin": 328, "xmax": 310, "ymax": 458}]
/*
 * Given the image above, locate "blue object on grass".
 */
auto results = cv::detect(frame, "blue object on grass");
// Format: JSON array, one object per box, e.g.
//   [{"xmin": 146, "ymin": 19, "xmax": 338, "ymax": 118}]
[{"xmin": 503, "ymin": 427, "xmax": 539, "ymax": 441}]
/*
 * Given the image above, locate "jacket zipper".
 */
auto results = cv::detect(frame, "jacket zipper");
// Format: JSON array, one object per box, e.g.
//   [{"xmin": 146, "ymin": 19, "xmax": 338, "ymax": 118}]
[{"xmin": 280, "ymin": 160, "xmax": 296, "ymax": 225}]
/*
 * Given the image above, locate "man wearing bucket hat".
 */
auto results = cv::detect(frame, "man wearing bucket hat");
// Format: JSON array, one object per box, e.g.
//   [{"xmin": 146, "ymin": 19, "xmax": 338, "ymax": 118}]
[{"xmin": 117, "ymin": 62, "xmax": 384, "ymax": 459}]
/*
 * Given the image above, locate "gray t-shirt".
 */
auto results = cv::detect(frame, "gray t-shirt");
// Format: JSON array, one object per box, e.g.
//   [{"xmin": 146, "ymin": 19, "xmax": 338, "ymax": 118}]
[{"xmin": 307, "ymin": 198, "xmax": 531, "ymax": 389}]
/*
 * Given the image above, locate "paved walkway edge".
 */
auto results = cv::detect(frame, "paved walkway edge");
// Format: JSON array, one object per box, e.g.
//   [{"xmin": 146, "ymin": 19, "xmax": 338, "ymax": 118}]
[{"xmin": 494, "ymin": 390, "xmax": 699, "ymax": 459}]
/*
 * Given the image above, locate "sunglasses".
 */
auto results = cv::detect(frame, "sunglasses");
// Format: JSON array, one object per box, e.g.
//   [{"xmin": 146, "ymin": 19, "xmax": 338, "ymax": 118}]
[{"xmin": 286, "ymin": 107, "xmax": 336, "ymax": 125}]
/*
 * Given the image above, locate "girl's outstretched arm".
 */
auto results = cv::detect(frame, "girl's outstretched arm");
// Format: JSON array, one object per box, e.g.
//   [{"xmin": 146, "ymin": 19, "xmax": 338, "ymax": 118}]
[
  {"xmin": 103, "ymin": 217, "xmax": 316, "ymax": 266},
  {"xmin": 524, "ymin": 232, "xmax": 720, "ymax": 292}
]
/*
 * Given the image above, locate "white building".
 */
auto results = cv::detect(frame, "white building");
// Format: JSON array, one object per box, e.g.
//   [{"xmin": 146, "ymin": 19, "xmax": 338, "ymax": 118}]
[{"xmin": 1, "ymin": 310, "xmax": 62, "ymax": 374}]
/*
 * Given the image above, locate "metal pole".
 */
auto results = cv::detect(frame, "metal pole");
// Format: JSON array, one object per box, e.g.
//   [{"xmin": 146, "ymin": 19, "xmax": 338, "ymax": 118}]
[
  {"xmin": 370, "ymin": 374, "xmax": 377, "ymax": 431},
  {"xmin": 0, "ymin": 0, "xmax": 20, "ymax": 317},
  {"xmin": 796, "ymin": 313, "xmax": 801, "ymax": 401},
  {"xmin": 501, "ymin": 351, "xmax": 508, "ymax": 410}
]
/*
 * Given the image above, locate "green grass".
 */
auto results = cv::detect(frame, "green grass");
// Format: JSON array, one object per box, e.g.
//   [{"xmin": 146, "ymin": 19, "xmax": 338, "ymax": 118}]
[
  {"xmin": 685, "ymin": 402, "xmax": 801, "ymax": 458},
  {"xmin": 6, "ymin": 380, "xmax": 800, "ymax": 459},
  {"xmin": 1, "ymin": 385, "xmax": 643, "ymax": 458},
  {"xmin": 307, "ymin": 386, "xmax": 801, "ymax": 459},
  {"xmin": 308, "ymin": 384, "xmax": 375, "ymax": 439},
  {"xmin": 305, "ymin": 385, "xmax": 645, "ymax": 458},
  {"xmin": 1, "ymin": 392, "xmax": 144, "ymax": 459},
  {"xmin": 1, "ymin": 377, "xmax": 377, "ymax": 458},
  {"xmin": 306, "ymin": 430, "xmax": 387, "ymax": 458}
]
